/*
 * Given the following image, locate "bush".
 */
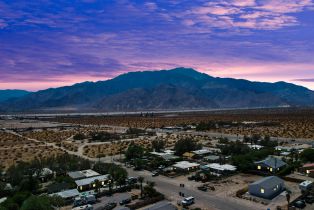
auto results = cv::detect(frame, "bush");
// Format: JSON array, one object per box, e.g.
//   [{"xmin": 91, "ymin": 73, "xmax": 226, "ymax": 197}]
[
  {"xmin": 300, "ymin": 148, "xmax": 314, "ymax": 162},
  {"xmin": 73, "ymin": 133, "xmax": 85, "ymax": 140}
]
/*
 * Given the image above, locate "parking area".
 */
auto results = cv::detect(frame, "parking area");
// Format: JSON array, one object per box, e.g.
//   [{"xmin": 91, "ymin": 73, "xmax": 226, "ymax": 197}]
[{"xmin": 93, "ymin": 190, "xmax": 142, "ymax": 210}]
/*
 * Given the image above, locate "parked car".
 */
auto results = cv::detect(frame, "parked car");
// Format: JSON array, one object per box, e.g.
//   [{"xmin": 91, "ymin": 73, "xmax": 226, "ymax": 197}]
[
  {"xmin": 85, "ymin": 195, "xmax": 96, "ymax": 204},
  {"xmin": 197, "ymin": 185, "xmax": 207, "ymax": 191},
  {"xmin": 181, "ymin": 196, "xmax": 194, "ymax": 207},
  {"xmin": 103, "ymin": 202, "xmax": 117, "ymax": 210},
  {"xmin": 127, "ymin": 177, "xmax": 138, "ymax": 184},
  {"xmin": 305, "ymin": 195, "xmax": 314, "ymax": 204},
  {"xmin": 73, "ymin": 197, "xmax": 86, "ymax": 207},
  {"xmin": 293, "ymin": 200, "xmax": 306, "ymax": 209},
  {"xmin": 72, "ymin": 204, "xmax": 93, "ymax": 210},
  {"xmin": 188, "ymin": 176, "xmax": 195, "ymax": 180},
  {"xmin": 119, "ymin": 198, "xmax": 131, "ymax": 205},
  {"xmin": 152, "ymin": 171, "xmax": 159, "ymax": 177}
]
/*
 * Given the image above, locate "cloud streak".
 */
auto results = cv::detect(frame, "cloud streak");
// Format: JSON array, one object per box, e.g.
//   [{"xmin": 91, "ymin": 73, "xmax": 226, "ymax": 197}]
[{"xmin": 0, "ymin": 0, "xmax": 313, "ymax": 90}]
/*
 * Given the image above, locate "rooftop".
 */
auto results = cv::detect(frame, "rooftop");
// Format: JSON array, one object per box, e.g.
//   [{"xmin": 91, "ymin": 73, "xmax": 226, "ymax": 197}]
[
  {"xmin": 250, "ymin": 176, "xmax": 284, "ymax": 189},
  {"xmin": 204, "ymin": 155, "xmax": 220, "ymax": 161},
  {"xmin": 173, "ymin": 161, "xmax": 200, "ymax": 169},
  {"xmin": 68, "ymin": 169, "xmax": 100, "ymax": 180},
  {"xmin": 75, "ymin": 175, "xmax": 109, "ymax": 186},
  {"xmin": 192, "ymin": 149, "xmax": 211, "ymax": 155},
  {"xmin": 303, "ymin": 163, "xmax": 314, "ymax": 168},
  {"xmin": 255, "ymin": 156, "xmax": 287, "ymax": 169},
  {"xmin": 52, "ymin": 189, "xmax": 80, "ymax": 199},
  {"xmin": 207, "ymin": 163, "xmax": 237, "ymax": 171}
]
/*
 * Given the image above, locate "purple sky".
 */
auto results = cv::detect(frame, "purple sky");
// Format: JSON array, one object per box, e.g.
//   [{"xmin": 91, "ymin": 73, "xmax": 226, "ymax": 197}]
[{"xmin": 0, "ymin": 0, "xmax": 314, "ymax": 91}]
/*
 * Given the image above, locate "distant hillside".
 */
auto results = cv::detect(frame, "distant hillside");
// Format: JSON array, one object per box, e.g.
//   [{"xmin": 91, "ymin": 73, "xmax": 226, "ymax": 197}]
[
  {"xmin": 0, "ymin": 90, "xmax": 30, "ymax": 102},
  {"xmin": 1, "ymin": 68, "xmax": 314, "ymax": 112}
]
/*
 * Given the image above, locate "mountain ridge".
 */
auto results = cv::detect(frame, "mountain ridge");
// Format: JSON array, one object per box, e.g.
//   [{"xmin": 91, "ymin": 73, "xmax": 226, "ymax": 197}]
[
  {"xmin": 1, "ymin": 68, "xmax": 313, "ymax": 112},
  {"xmin": 0, "ymin": 89, "xmax": 31, "ymax": 103}
]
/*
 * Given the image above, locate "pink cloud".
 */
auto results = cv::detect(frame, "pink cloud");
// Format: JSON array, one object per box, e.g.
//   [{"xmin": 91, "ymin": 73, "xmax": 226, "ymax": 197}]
[{"xmin": 180, "ymin": 0, "xmax": 314, "ymax": 30}]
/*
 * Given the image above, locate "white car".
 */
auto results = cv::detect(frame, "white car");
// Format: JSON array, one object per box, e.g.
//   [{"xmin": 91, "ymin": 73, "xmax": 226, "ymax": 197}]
[{"xmin": 181, "ymin": 196, "xmax": 194, "ymax": 206}]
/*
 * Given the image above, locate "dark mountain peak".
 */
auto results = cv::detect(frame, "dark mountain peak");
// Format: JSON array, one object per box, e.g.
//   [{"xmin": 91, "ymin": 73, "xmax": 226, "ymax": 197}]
[{"xmin": 0, "ymin": 89, "xmax": 31, "ymax": 102}]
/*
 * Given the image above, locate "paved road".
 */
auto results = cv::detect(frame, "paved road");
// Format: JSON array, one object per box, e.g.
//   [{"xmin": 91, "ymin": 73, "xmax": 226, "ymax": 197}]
[{"xmin": 125, "ymin": 169, "xmax": 254, "ymax": 210}]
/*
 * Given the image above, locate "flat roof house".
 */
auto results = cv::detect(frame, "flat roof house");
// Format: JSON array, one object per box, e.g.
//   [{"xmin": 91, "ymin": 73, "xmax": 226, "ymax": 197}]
[
  {"xmin": 203, "ymin": 163, "xmax": 237, "ymax": 176},
  {"xmin": 255, "ymin": 156, "xmax": 287, "ymax": 173},
  {"xmin": 203, "ymin": 155, "xmax": 220, "ymax": 163},
  {"xmin": 150, "ymin": 152, "xmax": 179, "ymax": 161},
  {"xmin": 68, "ymin": 169, "xmax": 100, "ymax": 180},
  {"xmin": 192, "ymin": 149, "xmax": 211, "ymax": 158},
  {"xmin": 51, "ymin": 189, "xmax": 80, "ymax": 201},
  {"xmin": 75, "ymin": 175, "xmax": 110, "ymax": 191},
  {"xmin": 173, "ymin": 161, "xmax": 200, "ymax": 172},
  {"xmin": 249, "ymin": 176, "xmax": 285, "ymax": 199}
]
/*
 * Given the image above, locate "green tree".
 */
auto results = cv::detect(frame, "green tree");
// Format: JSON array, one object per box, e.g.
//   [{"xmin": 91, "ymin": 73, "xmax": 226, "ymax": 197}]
[
  {"xmin": 252, "ymin": 134, "xmax": 261, "ymax": 144},
  {"xmin": 73, "ymin": 133, "xmax": 85, "ymax": 140},
  {"xmin": 93, "ymin": 179, "xmax": 101, "ymax": 194},
  {"xmin": 174, "ymin": 138, "xmax": 201, "ymax": 156},
  {"xmin": 138, "ymin": 176, "xmax": 144, "ymax": 198},
  {"xmin": 286, "ymin": 189, "xmax": 291, "ymax": 208},
  {"xmin": 143, "ymin": 182, "xmax": 157, "ymax": 198},
  {"xmin": 20, "ymin": 195, "xmax": 53, "ymax": 210},
  {"xmin": 125, "ymin": 143, "xmax": 144, "ymax": 160},
  {"xmin": 49, "ymin": 195, "xmax": 65, "ymax": 208},
  {"xmin": 151, "ymin": 140, "xmax": 165, "ymax": 152},
  {"xmin": 300, "ymin": 148, "xmax": 314, "ymax": 162}
]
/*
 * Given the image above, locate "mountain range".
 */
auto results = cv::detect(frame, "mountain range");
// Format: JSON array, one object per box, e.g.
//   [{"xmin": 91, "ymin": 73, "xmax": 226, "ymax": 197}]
[
  {"xmin": 1, "ymin": 68, "xmax": 314, "ymax": 112},
  {"xmin": 0, "ymin": 90, "xmax": 30, "ymax": 103}
]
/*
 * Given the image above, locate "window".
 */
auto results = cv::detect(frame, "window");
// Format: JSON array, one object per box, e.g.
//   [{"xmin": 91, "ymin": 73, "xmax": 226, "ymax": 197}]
[
  {"xmin": 306, "ymin": 170, "xmax": 310, "ymax": 174},
  {"xmin": 257, "ymin": 165, "xmax": 261, "ymax": 170},
  {"xmin": 80, "ymin": 186, "xmax": 83, "ymax": 191},
  {"xmin": 270, "ymin": 168, "xmax": 273, "ymax": 172},
  {"xmin": 261, "ymin": 188, "xmax": 265, "ymax": 193}
]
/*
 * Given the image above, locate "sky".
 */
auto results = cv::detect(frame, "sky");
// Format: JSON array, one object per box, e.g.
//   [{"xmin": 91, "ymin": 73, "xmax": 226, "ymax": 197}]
[{"xmin": 0, "ymin": 0, "xmax": 314, "ymax": 91}]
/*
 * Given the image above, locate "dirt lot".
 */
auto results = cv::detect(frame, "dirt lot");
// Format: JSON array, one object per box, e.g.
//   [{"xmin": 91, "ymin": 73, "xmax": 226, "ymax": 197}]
[
  {"xmin": 50, "ymin": 108, "xmax": 314, "ymax": 139},
  {"xmin": 0, "ymin": 131, "xmax": 66, "ymax": 170}
]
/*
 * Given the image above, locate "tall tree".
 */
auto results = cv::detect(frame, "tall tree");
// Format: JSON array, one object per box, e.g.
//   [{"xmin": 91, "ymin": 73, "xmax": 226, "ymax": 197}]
[{"xmin": 138, "ymin": 176, "xmax": 144, "ymax": 198}]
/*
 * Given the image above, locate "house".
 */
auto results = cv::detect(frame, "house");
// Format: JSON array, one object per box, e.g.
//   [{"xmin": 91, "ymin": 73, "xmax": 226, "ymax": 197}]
[
  {"xmin": 300, "ymin": 163, "xmax": 314, "ymax": 177},
  {"xmin": 75, "ymin": 175, "xmax": 110, "ymax": 191},
  {"xmin": 203, "ymin": 155, "xmax": 220, "ymax": 163},
  {"xmin": 33, "ymin": 168, "xmax": 54, "ymax": 182},
  {"xmin": 150, "ymin": 152, "xmax": 179, "ymax": 161},
  {"xmin": 182, "ymin": 152, "xmax": 196, "ymax": 159},
  {"xmin": 191, "ymin": 149, "xmax": 211, "ymax": 158},
  {"xmin": 68, "ymin": 169, "xmax": 100, "ymax": 180},
  {"xmin": 249, "ymin": 176, "xmax": 285, "ymax": 199},
  {"xmin": 203, "ymin": 163, "xmax": 237, "ymax": 176},
  {"xmin": 255, "ymin": 156, "xmax": 287, "ymax": 173},
  {"xmin": 51, "ymin": 189, "xmax": 80, "ymax": 202},
  {"xmin": 173, "ymin": 161, "xmax": 200, "ymax": 172}
]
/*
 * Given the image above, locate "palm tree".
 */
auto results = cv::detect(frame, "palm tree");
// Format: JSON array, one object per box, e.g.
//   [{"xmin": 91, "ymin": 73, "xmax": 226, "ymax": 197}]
[
  {"xmin": 93, "ymin": 179, "xmax": 101, "ymax": 194},
  {"xmin": 286, "ymin": 190, "xmax": 291, "ymax": 208},
  {"xmin": 144, "ymin": 181, "xmax": 157, "ymax": 198},
  {"xmin": 138, "ymin": 176, "xmax": 144, "ymax": 198}
]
